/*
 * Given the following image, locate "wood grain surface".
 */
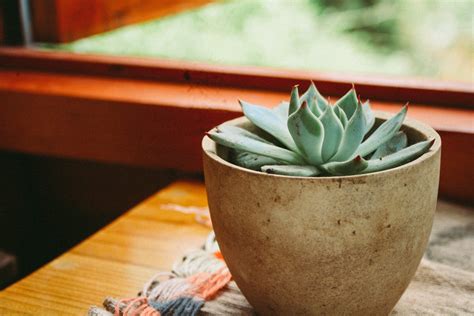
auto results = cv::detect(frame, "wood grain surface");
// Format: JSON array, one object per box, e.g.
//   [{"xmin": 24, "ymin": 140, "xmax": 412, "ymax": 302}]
[{"xmin": 0, "ymin": 181, "xmax": 211, "ymax": 315}]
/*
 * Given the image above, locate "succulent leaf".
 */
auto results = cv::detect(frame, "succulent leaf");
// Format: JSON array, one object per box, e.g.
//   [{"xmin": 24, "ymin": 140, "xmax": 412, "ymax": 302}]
[
  {"xmin": 334, "ymin": 105, "xmax": 348, "ymax": 127},
  {"xmin": 335, "ymin": 88, "xmax": 358, "ymax": 119},
  {"xmin": 321, "ymin": 155, "xmax": 368, "ymax": 176},
  {"xmin": 273, "ymin": 101, "xmax": 289, "ymax": 119},
  {"xmin": 362, "ymin": 139, "xmax": 434, "ymax": 173},
  {"xmin": 240, "ymin": 100, "xmax": 299, "ymax": 153},
  {"xmin": 261, "ymin": 165, "xmax": 320, "ymax": 177},
  {"xmin": 211, "ymin": 83, "xmax": 432, "ymax": 177},
  {"xmin": 370, "ymin": 131, "xmax": 407, "ymax": 160},
  {"xmin": 357, "ymin": 105, "xmax": 407, "ymax": 157},
  {"xmin": 289, "ymin": 85, "xmax": 300, "ymax": 116},
  {"xmin": 316, "ymin": 95, "xmax": 329, "ymax": 112},
  {"xmin": 233, "ymin": 151, "xmax": 280, "ymax": 170},
  {"xmin": 362, "ymin": 100, "xmax": 375, "ymax": 134},
  {"xmin": 320, "ymin": 105, "xmax": 344, "ymax": 162},
  {"xmin": 331, "ymin": 101, "xmax": 366, "ymax": 162},
  {"xmin": 300, "ymin": 82, "xmax": 316, "ymax": 102},
  {"xmin": 309, "ymin": 96, "xmax": 323, "ymax": 116},
  {"xmin": 287, "ymin": 102, "xmax": 325, "ymax": 165},
  {"xmin": 301, "ymin": 83, "xmax": 324, "ymax": 116},
  {"xmin": 315, "ymin": 92, "xmax": 328, "ymax": 113},
  {"xmin": 217, "ymin": 125, "xmax": 273, "ymax": 144},
  {"xmin": 207, "ymin": 130, "xmax": 304, "ymax": 164}
]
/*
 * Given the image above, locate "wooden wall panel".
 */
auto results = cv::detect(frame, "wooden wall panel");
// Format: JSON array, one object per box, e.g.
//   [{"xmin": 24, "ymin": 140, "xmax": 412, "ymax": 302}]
[
  {"xmin": 0, "ymin": 89, "xmax": 237, "ymax": 172},
  {"xmin": 31, "ymin": 0, "xmax": 212, "ymax": 43}
]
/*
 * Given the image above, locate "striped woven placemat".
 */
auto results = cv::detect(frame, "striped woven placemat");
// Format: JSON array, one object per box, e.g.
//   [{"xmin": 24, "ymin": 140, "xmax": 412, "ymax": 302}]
[{"xmin": 88, "ymin": 232, "xmax": 253, "ymax": 316}]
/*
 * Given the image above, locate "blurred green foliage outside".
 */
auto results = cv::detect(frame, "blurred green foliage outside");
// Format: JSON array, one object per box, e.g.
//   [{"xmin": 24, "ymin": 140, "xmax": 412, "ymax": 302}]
[{"xmin": 43, "ymin": 0, "xmax": 473, "ymax": 82}]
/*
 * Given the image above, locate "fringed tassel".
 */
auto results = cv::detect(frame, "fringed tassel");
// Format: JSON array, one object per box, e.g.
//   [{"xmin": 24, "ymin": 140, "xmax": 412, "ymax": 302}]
[
  {"xmin": 109, "ymin": 297, "xmax": 160, "ymax": 316},
  {"xmin": 93, "ymin": 232, "xmax": 254, "ymax": 316},
  {"xmin": 150, "ymin": 297, "xmax": 204, "ymax": 316}
]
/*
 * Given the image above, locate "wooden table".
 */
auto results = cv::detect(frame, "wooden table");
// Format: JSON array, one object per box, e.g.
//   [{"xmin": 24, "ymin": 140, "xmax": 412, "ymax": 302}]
[
  {"xmin": 0, "ymin": 181, "xmax": 212, "ymax": 315},
  {"xmin": 1, "ymin": 181, "xmax": 472, "ymax": 315}
]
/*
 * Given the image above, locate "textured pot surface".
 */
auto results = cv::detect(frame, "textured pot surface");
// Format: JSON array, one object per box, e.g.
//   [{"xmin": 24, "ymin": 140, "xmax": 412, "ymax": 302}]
[{"xmin": 202, "ymin": 112, "xmax": 441, "ymax": 315}]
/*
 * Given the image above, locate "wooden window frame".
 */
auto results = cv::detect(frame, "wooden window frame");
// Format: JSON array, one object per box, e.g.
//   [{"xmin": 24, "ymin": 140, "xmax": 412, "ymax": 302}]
[
  {"xmin": 0, "ymin": 47, "xmax": 472, "ymax": 203},
  {"xmin": 0, "ymin": 0, "xmax": 213, "ymax": 44},
  {"xmin": 30, "ymin": 0, "xmax": 213, "ymax": 43}
]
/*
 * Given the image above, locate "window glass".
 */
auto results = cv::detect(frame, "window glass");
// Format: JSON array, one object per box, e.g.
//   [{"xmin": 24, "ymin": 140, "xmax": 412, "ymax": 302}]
[{"xmin": 41, "ymin": 0, "xmax": 473, "ymax": 83}]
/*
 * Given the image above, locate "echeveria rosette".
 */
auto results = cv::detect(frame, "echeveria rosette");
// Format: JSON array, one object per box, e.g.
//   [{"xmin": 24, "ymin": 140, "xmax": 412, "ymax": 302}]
[{"xmin": 207, "ymin": 83, "xmax": 434, "ymax": 177}]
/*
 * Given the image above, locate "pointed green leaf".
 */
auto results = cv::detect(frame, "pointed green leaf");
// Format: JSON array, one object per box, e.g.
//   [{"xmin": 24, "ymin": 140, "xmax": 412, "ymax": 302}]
[
  {"xmin": 315, "ymin": 92, "xmax": 328, "ymax": 113},
  {"xmin": 301, "ymin": 83, "xmax": 321, "ymax": 116},
  {"xmin": 334, "ymin": 105, "xmax": 348, "ymax": 127},
  {"xmin": 362, "ymin": 139, "xmax": 434, "ymax": 174},
  {"xmin": 320, "ymin": 105, "xmax": 344, "ymax": 162},
  {"xmin": 335, "ymin": 88, "xmax": 357, "ymax": 119},
  {"xmin": 301, "ymin": 83, "xmax": 316, "ymax": 103},
  {"xmin": 321, "ymin": 156, "xmax": 368, "ymax": 176},
  {"xmin": 232, "ymin": 151, "xmax": 280, "ymax": 170},
  {"xmin": 362, "ymin": 100, "xmax": 375, "ymax": 134},
  {"xmin": 370, "ymin": 131, "xmax": 407, "ymax": 160},
  {"xmin": 217, "ymin": 125, "xmax": 273, "ymax": 144},
  {"xmin": 240, "ymin": 100, "xmax": 299, "ymax": 153},
  {"xmin": 357, "ymin": 105, "xmax": 408, "ymax": 157},
  {"xmin": 313, "ymin": 88, "xmax": 328, "ymax": 112},
  {"xmin": 287, "ymin": 102, "xmax": 325, "ymax": 165},
  {"xmin": 308, "ymin": 96, "xmax": 322, "ymax": 117},
  {"xmin": 261, "ymin": 165, "xmax": 320, "ymax": 177},
  {"xmin": 289, "ymin": 85, "xmax": 300, "ymax": 116},
  {"xmin": 302, "ymin": 82, "xmax": 328, "ymax": 114},
  {"xmin": 331, "ymin": 102, "xmax": 366, "ymax": 162},
  {"xmin": 207, "ymin": 130, "xmax": 304, "ymax": 164}
]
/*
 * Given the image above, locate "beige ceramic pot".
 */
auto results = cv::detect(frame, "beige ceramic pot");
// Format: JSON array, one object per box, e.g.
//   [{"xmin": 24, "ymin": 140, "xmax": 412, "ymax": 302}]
[{"xmin": 202, "ymin": 111, "xmax": 441, "ymax": 315}]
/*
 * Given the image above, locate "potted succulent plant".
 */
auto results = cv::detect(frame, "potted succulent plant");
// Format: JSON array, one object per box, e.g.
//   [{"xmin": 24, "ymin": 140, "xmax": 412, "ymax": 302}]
[{"xmin": 202, "ymin": 83, "xmax": 440, "ymax": 315}]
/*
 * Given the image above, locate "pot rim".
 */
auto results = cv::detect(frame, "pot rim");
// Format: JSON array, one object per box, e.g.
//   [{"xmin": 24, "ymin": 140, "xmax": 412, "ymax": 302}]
[{"xmin": 202, "ymin": 110, "xmax": 441, "ymax": 180}]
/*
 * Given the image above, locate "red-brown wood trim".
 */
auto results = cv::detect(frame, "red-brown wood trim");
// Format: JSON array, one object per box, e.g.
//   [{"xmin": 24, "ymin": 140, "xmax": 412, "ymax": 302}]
[
  {"xmin": 437, "ymin": 130, "xmax": 473, "ymax": 204},
  {"xmin": 0, "ymin": 69, "xmax": 471, "ymax": 133},
  {"xmin": 0, "ymin": 68, "xmax": 472, "ymax": 203},
  {"xmin": 30, "ymin": 0, "xmax": 58, "ymax": 43},
  {"xmin": 30, "ymin": 0, "xmax": 213, "ymax": 43},
  {"xmin": 0, "ymin": 48, "xmax": 473, "ymax": 108}
]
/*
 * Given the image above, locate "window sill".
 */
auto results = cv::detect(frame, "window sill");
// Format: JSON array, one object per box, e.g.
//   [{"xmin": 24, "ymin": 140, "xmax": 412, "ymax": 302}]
[{"xmin": 0, "ymin": 48, "xmax": 472, "ymax": 203}]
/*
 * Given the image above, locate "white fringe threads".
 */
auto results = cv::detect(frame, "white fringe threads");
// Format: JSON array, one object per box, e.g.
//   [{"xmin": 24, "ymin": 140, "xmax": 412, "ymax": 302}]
[{"xmin": 88, "ymin": 232, "xmax": 254, "ymax": 316}]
